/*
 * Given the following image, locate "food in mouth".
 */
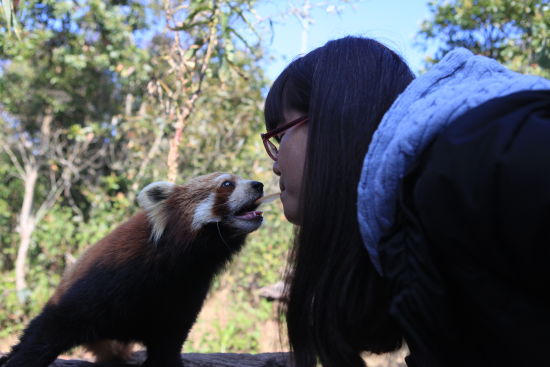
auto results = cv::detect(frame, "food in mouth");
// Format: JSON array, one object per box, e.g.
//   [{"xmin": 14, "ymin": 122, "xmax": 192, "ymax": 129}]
[{"xmin": 254, "ymin": 192, "xmax": 281, "ymax": 205}]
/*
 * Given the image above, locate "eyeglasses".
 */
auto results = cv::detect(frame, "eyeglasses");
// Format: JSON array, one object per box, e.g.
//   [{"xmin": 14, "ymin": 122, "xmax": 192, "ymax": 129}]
[{"xmin": 261, "ymin": 115, "xmax": 308, "ymax": 161}]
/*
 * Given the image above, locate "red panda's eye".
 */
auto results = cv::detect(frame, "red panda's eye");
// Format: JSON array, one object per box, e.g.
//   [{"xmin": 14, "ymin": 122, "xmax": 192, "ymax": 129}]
[{"xmin": 221, "ymin": 181, "xmax": 234, "ymax": 188}]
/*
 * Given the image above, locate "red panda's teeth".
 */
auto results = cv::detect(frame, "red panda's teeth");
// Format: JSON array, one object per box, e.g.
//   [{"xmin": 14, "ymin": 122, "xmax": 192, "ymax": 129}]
[{"xmin": 235, "ymin": 211, "xmax": 263, "ymax": 220}]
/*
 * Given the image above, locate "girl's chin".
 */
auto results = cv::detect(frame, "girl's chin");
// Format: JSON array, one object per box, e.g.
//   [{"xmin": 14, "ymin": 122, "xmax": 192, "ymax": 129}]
[
  {"xmin": 280, "ymin": 190, "xmax": 290, "ymax": 206},
  {"xmin": 281, "ymin": 192, "xmax": 302, "ymax": 225}
]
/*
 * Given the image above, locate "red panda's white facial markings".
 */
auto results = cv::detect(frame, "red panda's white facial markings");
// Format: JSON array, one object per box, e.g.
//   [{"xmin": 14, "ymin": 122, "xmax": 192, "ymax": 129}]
[
  {"xmin": 226, "ymin": 177, "xmax": 257, "ymax": 212},
  {"xmin": 138, "ymin": 173, "xmax": 264, "ymax": 243},
  {"xmin": 191, "ymin": 193, "xmax": 221, "ymax": 231}
]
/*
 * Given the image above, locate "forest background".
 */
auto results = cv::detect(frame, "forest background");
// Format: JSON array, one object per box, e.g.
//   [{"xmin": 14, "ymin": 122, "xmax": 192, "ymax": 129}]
[{"xmin": 0, "ymin": 0, "xmax": 548, "ymax": 361}]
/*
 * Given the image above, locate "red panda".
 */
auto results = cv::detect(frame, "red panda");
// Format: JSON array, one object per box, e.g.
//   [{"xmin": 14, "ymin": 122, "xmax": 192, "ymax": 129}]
[{"xmin": 0, "ymin": 172, "xmax": 264, "ymax": 367}]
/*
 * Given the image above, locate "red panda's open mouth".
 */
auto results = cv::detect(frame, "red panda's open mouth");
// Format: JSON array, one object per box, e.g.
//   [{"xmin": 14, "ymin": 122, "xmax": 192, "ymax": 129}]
[
  {"xmin": 234, "ymin": 211, "xmax": 263, "ymax": 220},
  {"xmin": 234, "ymin": 202, "xmax": 263, "ymax": 221}
]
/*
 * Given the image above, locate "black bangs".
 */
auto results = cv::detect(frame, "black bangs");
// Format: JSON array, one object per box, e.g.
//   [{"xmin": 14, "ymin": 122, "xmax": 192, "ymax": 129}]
[
  {"xmin": 264, "ymin": 51, "xmax": 318, "ymax": 130},
  {"xmin": 264, "ymin": 68, "xmax": 288, "ymax": 131}
]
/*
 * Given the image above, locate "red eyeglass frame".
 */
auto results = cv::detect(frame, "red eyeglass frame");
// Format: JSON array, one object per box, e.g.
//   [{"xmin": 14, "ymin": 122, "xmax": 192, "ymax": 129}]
[{"xmin": 261, "ymin": 115, "xmax": 309, "ymax": 161}]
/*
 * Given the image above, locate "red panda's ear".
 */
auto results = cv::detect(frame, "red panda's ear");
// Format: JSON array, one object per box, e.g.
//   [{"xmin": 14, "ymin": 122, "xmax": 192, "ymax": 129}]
[
  {"xmin": 137, "ymin": 181, "xmax": 175, "ymax": 212},
  {"xmin": 138, "ymin": 181, "xmax": 176, "ymax": 243}
]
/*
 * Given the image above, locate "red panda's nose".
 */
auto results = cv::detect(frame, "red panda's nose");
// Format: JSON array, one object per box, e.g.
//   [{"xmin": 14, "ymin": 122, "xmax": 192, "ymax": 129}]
[{"xmin": 251, "ymin": 181, "xmax": 264, "ymax": 193}]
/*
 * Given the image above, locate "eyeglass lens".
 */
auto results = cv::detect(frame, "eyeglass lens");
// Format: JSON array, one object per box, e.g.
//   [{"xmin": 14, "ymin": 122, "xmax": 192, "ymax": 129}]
[{"xmin": 266, "ymin": 138, "xmax": 278, "ymax": 159}]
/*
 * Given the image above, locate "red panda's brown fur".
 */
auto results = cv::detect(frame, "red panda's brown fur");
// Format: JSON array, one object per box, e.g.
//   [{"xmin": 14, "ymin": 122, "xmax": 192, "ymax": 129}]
[
  {"xmin": 86, "ymin": 340, "xmax": 134, "ymax": 364},
  {"xmin": 49, "ymin": 212, "xmax": 151, "ymax": 306}
]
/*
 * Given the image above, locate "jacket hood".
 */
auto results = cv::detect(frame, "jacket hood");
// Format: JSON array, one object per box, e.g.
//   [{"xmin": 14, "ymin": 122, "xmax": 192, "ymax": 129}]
[{"xmin": 357, "ymin": 48, "xmax": 550, "ymax": 276}]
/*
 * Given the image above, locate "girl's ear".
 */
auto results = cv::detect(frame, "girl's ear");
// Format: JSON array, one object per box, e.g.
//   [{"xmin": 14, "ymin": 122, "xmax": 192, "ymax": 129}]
[{"xmin": 137, "ymin": 181, "xmax": 175, "ymax": 212}]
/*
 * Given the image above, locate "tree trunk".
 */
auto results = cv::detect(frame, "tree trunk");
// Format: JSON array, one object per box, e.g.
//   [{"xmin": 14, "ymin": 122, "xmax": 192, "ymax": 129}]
[
  {"xmin": 15, "ymin": 165, "xmax": 38, "ymax": 301},
  {"xmin": 167, "ymin": 119, "xmax": 184, "ymax": 183},
  {"xmin": 167, "ymin": 104, "xmax": 193, "ymax": 183}
]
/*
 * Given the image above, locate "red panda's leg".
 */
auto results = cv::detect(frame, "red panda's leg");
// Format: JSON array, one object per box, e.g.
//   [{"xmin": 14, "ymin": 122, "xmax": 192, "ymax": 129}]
[
  {"xmin": 0, "ymin": 342, "xmax": 62, "ymax": 367},
  {"xmin": 0, "ymin": 330, "xmax": 69, "ymax": 367},
  {"xmin": 142, "ymin": 337, "xmax": 185, "ymax": 367},
  {"xmin": 1, "ymin": 310, "xmax": 78, "ymax": 367}
]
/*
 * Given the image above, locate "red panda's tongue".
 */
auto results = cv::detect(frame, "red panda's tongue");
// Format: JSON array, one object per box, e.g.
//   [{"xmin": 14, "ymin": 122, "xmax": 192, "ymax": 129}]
[{"xmin": 235, "ymin": 211, "xmax": 263, "ymax": 220}]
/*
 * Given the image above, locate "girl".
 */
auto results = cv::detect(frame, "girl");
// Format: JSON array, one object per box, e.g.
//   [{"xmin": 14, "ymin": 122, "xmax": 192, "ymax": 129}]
[{"xmin": 262, "ymin": 36, "xmax": 550, "ymax": 367}]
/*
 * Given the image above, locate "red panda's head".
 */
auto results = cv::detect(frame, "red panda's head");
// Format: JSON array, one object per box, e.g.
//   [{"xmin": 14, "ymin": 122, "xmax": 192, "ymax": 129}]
[{"xmin": 137, "ymin": 173, "xmax": 264, "ymax": 243}]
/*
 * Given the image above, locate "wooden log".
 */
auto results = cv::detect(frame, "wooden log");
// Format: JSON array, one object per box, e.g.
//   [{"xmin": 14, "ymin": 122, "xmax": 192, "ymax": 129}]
[{"xmin": 0, "ymin": 351, "xmax": 290, "ymax": 367}]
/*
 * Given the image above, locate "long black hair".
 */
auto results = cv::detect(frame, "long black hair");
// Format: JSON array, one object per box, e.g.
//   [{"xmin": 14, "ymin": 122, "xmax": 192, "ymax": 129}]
[{"xmin": 264, "ymin": 37, "xmax": 415, "ymax": 367}]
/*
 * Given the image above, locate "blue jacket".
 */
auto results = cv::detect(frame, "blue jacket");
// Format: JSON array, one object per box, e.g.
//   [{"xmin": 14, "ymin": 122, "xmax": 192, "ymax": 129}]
[{"xmin": 357, "ymin": 50, "xmax": 550, "ymax": 366}]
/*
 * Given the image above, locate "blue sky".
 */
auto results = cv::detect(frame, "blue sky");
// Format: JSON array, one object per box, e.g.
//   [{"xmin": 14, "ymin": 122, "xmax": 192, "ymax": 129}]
[{"xmin": 260, "ymin": 0, "xmax": 433, "ymax": 80}]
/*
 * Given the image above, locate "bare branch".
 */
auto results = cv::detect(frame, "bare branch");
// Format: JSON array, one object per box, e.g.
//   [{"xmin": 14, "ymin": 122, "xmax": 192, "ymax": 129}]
[
  {"xmin": 14, "ymin": 132, "xmax": 34, "ymax": 167},
  {"xmin": 1, "ymin": 144, "xmax": 25, "ymax": 178},
  {"xmin": 133, "ymin": 119, "xmax": 167, "ymax": 189},
  {"xmin": 34, "ymin": 176, "xmax": 64, "ymax": 224},
  {"xmin": 39, "ymin": 108, "xmax": 53, "ymax": 155}
]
